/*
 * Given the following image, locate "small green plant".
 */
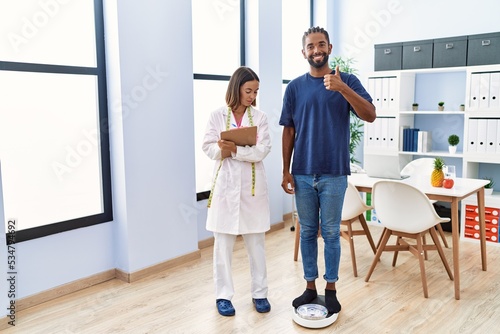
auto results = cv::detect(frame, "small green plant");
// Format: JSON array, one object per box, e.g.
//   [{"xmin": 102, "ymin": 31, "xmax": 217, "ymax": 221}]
[
  {"xmin": 483, "ymin": 177, "xmax": 494, "ymax": 189},
  {"xmin": 329, "ymin": 56, "xmax": 358, "ymax": 75},
  {"xmin": 349, "ymin": 116, "xmax": 363, "ymax": 164},
  {"xmin": 448, "ymin": 134, "xmax": 460, "ymax": 146},
  {"xmin": 438, "ymin": 101, "xmax": 445, "ymax": 107},
  {"xmin": 412, "ymin": 102, "xmax": 419, "ymax": 107},
  {"xmin": 329, "ymin": 56, "xmax": 363, "ymax": 164}
]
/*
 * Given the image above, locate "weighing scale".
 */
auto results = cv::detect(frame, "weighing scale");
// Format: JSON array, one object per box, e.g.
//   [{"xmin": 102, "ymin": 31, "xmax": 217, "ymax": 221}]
[{"xmin": 292, "ymin": 295, "xmax": 338, "ymax": 329}]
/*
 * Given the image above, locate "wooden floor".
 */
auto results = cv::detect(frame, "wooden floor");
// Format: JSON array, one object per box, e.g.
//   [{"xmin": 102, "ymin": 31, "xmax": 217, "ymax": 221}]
[{"xmin": 4, "ymin": 220, "xmax": 500, "ymax": 333}]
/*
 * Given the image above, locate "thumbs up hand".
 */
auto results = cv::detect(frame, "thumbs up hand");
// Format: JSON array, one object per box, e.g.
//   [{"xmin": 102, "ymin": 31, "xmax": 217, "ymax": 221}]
[{"xmin": 323, "ymin": 65, "xmax": 345, "ymax": 92}]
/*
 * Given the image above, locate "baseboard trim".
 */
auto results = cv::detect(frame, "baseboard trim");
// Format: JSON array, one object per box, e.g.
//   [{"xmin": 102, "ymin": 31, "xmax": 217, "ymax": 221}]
[
  {"xmin": 269, "ymin": 221, "xmax": 285, "ymax": 232},
  {"xmin": 14, "ymin": 251, "xmax": 202, "ymax": 311},
  {"xmin": 283, "ymin": 211, "xmax": 294, "ymax": 221},
  {"xmin": 16, "ymin": 269, "xmax": 116, "ymax": 312},
  {"xmin": 198, "ymin": 237, "xmax": 214, "ymax": 250},
  {"xmin": 115, "ymin": 250, "xmax": 201, "ymax": 283}
]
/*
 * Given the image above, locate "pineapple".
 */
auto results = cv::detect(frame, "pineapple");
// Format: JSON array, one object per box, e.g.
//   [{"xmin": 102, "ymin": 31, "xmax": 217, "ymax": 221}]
[{"xmin": 431, "ymin": 157, "xmax": 445, "ymax": 187}]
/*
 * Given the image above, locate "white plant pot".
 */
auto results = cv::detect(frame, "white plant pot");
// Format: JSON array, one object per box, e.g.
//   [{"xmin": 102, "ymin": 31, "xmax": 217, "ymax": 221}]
[
  {"xmin": 485, "ymin": 188, "xmax": 493, "ymax": 196},
  {"xmin": 448, "ymin": 146, "xmax": 457, "ymax": 154}
]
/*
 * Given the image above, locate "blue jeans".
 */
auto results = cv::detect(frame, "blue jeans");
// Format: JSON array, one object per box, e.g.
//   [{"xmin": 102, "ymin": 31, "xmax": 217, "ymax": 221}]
[{"xmin": 294, "ymin": 174, "xmax": 347, "ymax": 283}]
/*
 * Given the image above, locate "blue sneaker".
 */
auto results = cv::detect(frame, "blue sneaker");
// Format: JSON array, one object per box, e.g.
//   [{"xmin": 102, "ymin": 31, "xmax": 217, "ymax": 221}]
[
  {"xmin": 252, "ymin": 298, "xmax": 271, "ymax": 313},
  {"xmin": 216, "ymin": 299, "xmax": 235, "ymax": 316}
]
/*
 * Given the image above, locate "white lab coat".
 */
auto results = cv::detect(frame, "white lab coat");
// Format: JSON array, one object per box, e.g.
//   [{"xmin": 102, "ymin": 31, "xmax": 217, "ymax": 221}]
[{"xmin": 202, "ymin": 106, "xmax": 271, "ymax": 235}]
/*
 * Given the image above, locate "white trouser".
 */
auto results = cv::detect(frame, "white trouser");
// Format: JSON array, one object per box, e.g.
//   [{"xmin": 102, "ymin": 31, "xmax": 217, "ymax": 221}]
[{"xmin": 213, "ymin": 232, "xmax": 268, "ymax": 300}]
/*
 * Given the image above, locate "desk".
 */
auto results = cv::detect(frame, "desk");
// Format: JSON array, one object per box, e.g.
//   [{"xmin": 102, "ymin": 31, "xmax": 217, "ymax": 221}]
[{"xmin": 348, "ymin": 173, "xmax": 489, "ymax": 300}]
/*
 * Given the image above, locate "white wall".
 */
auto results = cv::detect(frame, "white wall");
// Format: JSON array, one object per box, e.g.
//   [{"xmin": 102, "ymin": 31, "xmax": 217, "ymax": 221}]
[{"xmin": 111, "ymin": 0, "xmax": 199, "ymax": 272}]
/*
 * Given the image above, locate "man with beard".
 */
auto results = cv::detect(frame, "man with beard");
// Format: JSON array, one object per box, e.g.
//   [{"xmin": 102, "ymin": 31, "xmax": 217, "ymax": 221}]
[{"xmin": 279, "ymin": 26, "xmax": 376, "ymax": 316}]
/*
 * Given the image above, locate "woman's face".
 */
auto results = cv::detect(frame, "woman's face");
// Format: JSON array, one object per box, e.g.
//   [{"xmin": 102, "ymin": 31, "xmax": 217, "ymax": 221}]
[{"xmin": 239, "ymin": 80, "xmax": 259, "ymax": 108}]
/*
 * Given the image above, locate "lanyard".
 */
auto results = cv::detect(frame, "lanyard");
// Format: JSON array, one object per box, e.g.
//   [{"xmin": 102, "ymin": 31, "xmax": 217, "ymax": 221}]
[{"xmin": 207, "ymin": 106, "xmax": 256, "ymax": 208}]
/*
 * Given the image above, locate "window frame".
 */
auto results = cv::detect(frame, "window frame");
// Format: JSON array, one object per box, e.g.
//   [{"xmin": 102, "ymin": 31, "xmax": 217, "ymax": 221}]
[
  {"xmin": 0, "ymin": 0, "xmax": 112, "ymax": 242},
  {"xmin": 194, "ymin": 0, "xmax": 246, "ymax": 201}
]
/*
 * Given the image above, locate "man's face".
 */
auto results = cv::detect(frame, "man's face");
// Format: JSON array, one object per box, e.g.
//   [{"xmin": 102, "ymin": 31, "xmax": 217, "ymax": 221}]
[{"xmin": 302, "ymin": 32, "xmax": 332, "ymax": 69}]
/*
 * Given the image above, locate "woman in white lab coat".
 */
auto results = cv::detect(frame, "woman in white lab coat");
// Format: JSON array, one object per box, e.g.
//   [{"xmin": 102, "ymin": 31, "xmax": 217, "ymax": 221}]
[{"xmin": 202, "ymin": 67, "xmax": 272, "ymax": 317}]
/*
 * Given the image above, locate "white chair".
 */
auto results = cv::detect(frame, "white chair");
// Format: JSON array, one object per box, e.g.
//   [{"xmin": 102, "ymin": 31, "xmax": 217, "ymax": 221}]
[
  {"xmin": 401, "ymin": 158, "xmax": 449, "ymax": 248},
  {"xmin": 365, "ymin": 180, "xmax": 454, "ymax": 298},
  {"xmin": 294, "ymin": 182, "xmax": 377, "ymax": 277},
  {"xmin": 340, "ymin": 181, "xmax": 378, "ymax": 277}
]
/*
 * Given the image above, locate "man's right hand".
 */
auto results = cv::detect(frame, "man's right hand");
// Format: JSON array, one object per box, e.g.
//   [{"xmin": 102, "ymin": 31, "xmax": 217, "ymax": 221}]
[{"xmin": 281, "ymin": 173, "xmax": 295, "ymax": 194}]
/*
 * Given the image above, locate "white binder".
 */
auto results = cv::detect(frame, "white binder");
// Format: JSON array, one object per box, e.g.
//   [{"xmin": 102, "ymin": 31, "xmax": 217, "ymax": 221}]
[
  {"xmin": 479, "ymin": 73, "xmax": 490, "ymax": 110},
  {"xmin": 387, "ymin": 118, "xmax": 397, "ymax": 149},
  {"xmin": 486, "ymin": 119, "xmax": 497, "ymax": 153},
  {"xmin": 365, "ymin": 121, "xmax": 375, "ymax": 148},
  {"xmin": 380, "ymin": 117, "xmax": 388, "ymax": 148},
  {"xmin": 489, "ymin": 73, "xmax": 500, "ymax": 110},
  {"xmin": 367, "ymin": 78, "xmax": 377, "ymax": 110},
  {"xmin": 374, "ymin": 78, "xmax": 382, "ymax": 111},
  {"xmin": 497, "ymin": 119, "xmax": 500, "ymax": 154},
  {"xmin": 381, "ymin": 77, "xmax": 390, "ymax": 110},
  {"xmin": 468, "ymin": 118, "xmax": 478, "ymax": 152},
  {"xmin": 476, "ymin": 119, "xmax": 488, "ymax": 153},
  {"xmin": 469, "ymin": 73, "xmax": 480, "ymax": 110},
  {"xmin": 388, "ymin": 77, "xmax": 398, "ymax": 111},
  {"xmin": 373, "ymin": 118, "xmax": 382, "ymax": 147},
  {"xmin": 417, "ymin": 131, "xmax": 424, "ymax": 153}
]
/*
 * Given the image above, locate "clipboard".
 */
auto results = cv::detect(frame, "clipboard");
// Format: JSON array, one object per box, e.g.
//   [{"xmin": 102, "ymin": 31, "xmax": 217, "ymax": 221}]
[
  {"xmin": 220, "ymin": 126, "xmax": 257, "ymax": 146},
  {"xmin": 220, "ymin": 126, "xmax": 257, "ymax": 158}
]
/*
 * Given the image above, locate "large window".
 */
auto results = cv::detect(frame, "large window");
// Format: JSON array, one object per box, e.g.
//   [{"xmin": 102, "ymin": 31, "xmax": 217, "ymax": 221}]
[
  {"xmin": 0, "ymin": 0, "xmax": 111, "ymax": 241},
  {"xmin": 282, "ymin": 0, "xmax": 312, "ymax": 81},
  {"xmin": 192, "ymin": 0, "xmax": 243, "ymax": 198}
]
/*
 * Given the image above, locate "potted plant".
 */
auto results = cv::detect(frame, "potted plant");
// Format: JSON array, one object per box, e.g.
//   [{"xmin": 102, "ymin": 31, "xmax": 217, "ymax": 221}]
[
  {"xmin": 349, "ymin": 116, "xmax": 363, "ymax": 164},
  {"xmin": 412, "ymin": 103, "xmax": 419, "ymax": 111},
  {"xmin": 438, "ymin": 101, "xmax": 445, "ymax": 111},
  {"xmin": 329, "ymin": 56, "xmax": 363, "ymax": 164},
  {"xmin": 459, "ymin": 104, "xmax": 465, "ymax": 111},
  {"xmin": 448, "ymin": 134, "xmax": 459, "ymax": 154},
  {"xmin": 483, "ymin": 177, "xmax": 494, "ymax": 195},
  {"xmin": 329, "ymin": 56, "xmax": 358, "ymax": 74}
]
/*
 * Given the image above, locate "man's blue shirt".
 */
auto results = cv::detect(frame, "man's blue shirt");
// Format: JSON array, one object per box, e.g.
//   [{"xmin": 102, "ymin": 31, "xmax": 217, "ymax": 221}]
[{"xmin": 280, "ymin": 70, "xmax": 372, "ymax": 175}]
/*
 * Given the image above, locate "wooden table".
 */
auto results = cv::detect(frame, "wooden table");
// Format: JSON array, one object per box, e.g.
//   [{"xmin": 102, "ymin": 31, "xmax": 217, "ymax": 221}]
[{"xmin": 348, "ymin": 173, "xmax": 489, "ymax": 300}]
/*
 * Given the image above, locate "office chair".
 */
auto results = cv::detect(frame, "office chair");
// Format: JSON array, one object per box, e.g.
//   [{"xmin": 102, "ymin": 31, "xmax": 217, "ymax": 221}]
[
  {"xmin": 401, "ymin": 158, "xmax": 449, "ymax": 248},
  {"xmin": 365, "ymin": 180, "xmax": 454, "ymax": 298}
]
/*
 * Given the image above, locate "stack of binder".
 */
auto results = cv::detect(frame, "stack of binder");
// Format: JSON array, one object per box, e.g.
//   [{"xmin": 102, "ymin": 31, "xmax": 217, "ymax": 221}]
[
  {"xmin": 402, "ymin": 127, "xmax": 419, "ymax": 152},
  {"xmin": 468, "ymin": 118, "xmax": 500, "ymax": 153}
]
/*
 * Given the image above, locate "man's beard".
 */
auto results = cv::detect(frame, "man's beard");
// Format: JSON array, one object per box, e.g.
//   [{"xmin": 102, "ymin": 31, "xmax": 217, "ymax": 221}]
[{"xmin": 307, "ymin": 53, "xmax": 329, "ymax": 69}]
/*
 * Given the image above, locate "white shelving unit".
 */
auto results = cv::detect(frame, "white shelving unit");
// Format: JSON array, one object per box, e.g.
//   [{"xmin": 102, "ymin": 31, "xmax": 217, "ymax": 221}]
[{"xmin": 364, "ymin": 64, "xmax": 500, "ymax": 245}]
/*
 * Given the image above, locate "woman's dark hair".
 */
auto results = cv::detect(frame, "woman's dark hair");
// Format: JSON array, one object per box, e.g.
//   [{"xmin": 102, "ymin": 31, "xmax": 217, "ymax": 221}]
[
  {"xmin": 226, "ymin": 67, "xmax": 260, "ymax": 110},
  {"xmin": 302, "ymin": 26, "xmax": 330, "ymax": 48}
]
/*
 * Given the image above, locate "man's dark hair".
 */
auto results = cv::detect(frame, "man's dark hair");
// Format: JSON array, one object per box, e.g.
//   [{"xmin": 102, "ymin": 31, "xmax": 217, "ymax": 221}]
[{"xmin": 302, "ymin": 26, "xmax": 330, "ymax": 48}]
